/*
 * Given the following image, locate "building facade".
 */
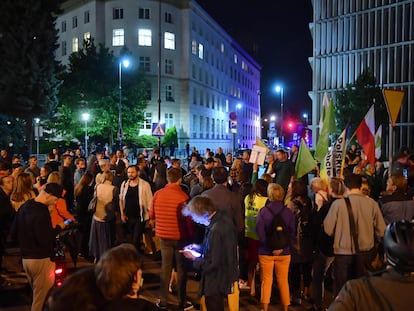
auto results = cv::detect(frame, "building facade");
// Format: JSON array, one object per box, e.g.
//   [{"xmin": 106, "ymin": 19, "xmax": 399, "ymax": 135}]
[
  {"xmin": 310, "ymin": 0, "xmax": 414, "ymax": 154},
  {"xmin": 56, "ymin": 0, "xmax": 261, "ymax": 153}
]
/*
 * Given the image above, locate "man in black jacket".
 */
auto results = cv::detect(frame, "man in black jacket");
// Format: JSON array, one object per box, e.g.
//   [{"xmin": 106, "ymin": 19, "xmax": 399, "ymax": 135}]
[{"xmin": 12, "ymin": 183, "xmax": 66, "ymax": 311}]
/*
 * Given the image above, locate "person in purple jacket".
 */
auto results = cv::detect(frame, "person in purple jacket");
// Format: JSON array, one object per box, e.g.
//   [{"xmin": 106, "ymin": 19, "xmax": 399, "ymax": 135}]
[{"xmin": 256, "ymin": 183, "xmax": 296, "ymax": 311}]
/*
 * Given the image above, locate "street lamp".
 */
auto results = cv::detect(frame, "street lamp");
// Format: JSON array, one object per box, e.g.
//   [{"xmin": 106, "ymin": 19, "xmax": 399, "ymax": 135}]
[
  {"xmin": 275, "ymin": 85, "xmax": 284, "ymax": 146},
  {"xmin": 118, "ymin": 58, "xmax": 130, "ymax": 149},
  {"xmin": 82, "ymin": 112, "xmax": 90, "ymax": 158},
  {"xmin": 303, "ymin": 113, "xmax": 309, "ymax": 126},
  {"xmin": 34, "ymin": 118, "xmax": 40, "ymax": 158},
  {"xmin": 236, "ymin": 103, "xmax": 242, "ymax": 149}
]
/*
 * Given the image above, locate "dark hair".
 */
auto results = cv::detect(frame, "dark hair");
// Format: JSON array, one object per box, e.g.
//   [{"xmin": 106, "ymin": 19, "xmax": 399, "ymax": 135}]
[
  {"xmin": 186, "ymin": 196, "xmax": 215, "ymax": 216},
  {"xmin": 344, "ymin": 173, "xmax": 362, "ymax": 190},
  {"xmin": 95, "ymin": 243, "xmax": 143, "ymax": 300},
  {"xmin": 329, "ymin": 177, "xmax": 345, "ymax": 195},
  {"xmin": 291, "ymin": 179, "xmax": 308, "ymax": 199},
  {"xmin": 74, "ymin": 172, "xmax": 93, "ymax": 197},
  {"xmin": 384, "ymin": 220, "xmax": 414, "ymax": 273},
  {"xmin": 44, "ymin": 267, "xmax": 104, "ymax": 311},
  {"xmin": 212, "ymin": 166, "xmax": 228, "ymax": 184},
  {"xmin": 248, "ymin": 179, "xmax": 268, "ymax": 205},
  {"xmin": 167, "ymin": 167, "xmax": 182, "ymax": 183}
]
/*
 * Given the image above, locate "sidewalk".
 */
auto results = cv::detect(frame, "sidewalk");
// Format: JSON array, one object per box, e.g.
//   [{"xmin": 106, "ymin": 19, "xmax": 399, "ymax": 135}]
[{"xmin": 0, "ymin": 246, "xmax": 326, "ymax": 311}]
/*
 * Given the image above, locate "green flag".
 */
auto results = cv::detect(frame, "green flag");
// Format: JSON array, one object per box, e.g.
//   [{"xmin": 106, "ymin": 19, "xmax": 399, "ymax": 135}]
[
  {"xmin": 314, "ymin": 98, "xmax": 336, "ymax": 162},
  {"xmin": 295, "ymin": 138, "xmax": 316, "ymax": 178}
]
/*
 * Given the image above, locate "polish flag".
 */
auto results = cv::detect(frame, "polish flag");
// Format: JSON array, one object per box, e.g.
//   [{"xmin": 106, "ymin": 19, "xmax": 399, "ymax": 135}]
[{"xmin": 356, "ymin": 105, "xmax": 376, "ymax": 164}]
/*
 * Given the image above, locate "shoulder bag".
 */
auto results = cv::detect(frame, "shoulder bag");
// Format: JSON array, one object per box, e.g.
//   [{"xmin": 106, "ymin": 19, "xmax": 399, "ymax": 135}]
[
  {"xmin": 344, "ymin": 197, "xmax": 384, "ymax": 275},
  {"xmin": 88, "ymin": 185, "xmax": 98, "ymax": 214}
]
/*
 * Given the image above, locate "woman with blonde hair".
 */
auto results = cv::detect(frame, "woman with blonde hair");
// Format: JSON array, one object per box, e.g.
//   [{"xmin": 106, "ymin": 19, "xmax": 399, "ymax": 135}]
[
  {"xmin": 89, "ymin": 171, "xmax": 119, "ymax": 261},
  {"xmin": 256, "ymin": 183, "xmax": 296, "ymax": 311},
  {"xmin": 11, "ymin": 172, "xmax": 37, "ymax": 212}
]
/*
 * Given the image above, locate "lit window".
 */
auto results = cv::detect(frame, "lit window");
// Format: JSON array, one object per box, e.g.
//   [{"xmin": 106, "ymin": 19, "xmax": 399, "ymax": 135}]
[
  {"xmin": 198, "ymin": 43, "xmax": 203, "ymax": 59},
  {"xmin": 234, "ymin": 54, "xmax": 238, "ymax": 64},
  {"xmin": 84, "ymin": 11, "xmax": 90, "ymax": 24},
  {"xmin": 84, "ymin": 32, "xmax": 91, "ymax": 43},
  {"xmin": 61, "ymin": 21, "xmax": 66, "ymax": 33},
  {"xmin": 164, "ymin": 32, "xmax": 175, "ymax": 50},
  {"xmin": 139, "ymin": 56, "xmax": 151, "ymax": 72},
  {"xmin": 142, "ymin": 112, "xmax": 152, "ymax": 129},
  {"xmin": 113, "ymin": 8, "xmax": 123, "ymax": 19},
  {"xmin": 72, "ymin": 16, "xmax": 78, "ymax": 28},
  {"xmin": 165, "ymin": 85, "xmax": 174, "ymax": 101},
  {"xmin": 191, "ymin": 40, "xmax": 197, "ymax": 55},
  {"xmin": 61, "ymin": 41, "xmax": 67, "ymax": 56},
  {"xmin": 221, "ymin": 43, "xmax": 224, "ymax": 53},
  {"xmin": 112, "ymin": 29, "xmax": 124, "ymax": 46},
  {"xmin": 165, "ymin": 59, "xmax": 174, "ymax": 75},
  {"xmin": 165, "ymin": 113, "xmax": 174, "ymax": 128},
  {"xmin": 138, "ymin": 8, "xmax": 150, "ymax": 19},
  {"xmin": 72, "ymin": 37, "xmax": 78, "ymax": 52},
  {"xmin": 138, "ymin": 29, "xmax": 152, "ymax": 46}
]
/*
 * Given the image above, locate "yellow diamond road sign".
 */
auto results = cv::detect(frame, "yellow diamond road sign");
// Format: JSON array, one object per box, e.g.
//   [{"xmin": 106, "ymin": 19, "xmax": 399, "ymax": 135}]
[{"xmin": 383, "ymin": 89, "xmax": 405, "ymax": 127}]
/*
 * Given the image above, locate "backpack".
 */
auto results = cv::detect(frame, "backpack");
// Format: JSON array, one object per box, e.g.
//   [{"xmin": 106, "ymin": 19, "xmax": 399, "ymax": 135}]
[{"xmin": 266, "ymin": 207, "xmax": 290, "ymax": 251}]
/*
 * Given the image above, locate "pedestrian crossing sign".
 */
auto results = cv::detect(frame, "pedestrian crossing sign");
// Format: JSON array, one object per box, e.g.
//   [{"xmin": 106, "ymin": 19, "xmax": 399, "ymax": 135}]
[{"xmin": 152, "ymin": 123, "xmax": 166, "ymax": 136}]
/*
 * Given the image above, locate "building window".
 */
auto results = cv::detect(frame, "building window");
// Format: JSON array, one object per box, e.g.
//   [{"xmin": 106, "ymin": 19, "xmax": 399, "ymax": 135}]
[
  {"xmin": 138, "ymin": 8, "xmax": 150, "ymax": 19},
  {"xmin": 72, "ymin": 37, "xmax": 78, "ymax": 52},
  {"xmin": 165, "ymin": 113, "xmax": 173, "ymax": 128},
  {"xmin": 164, "ymin": 32, "xmax": 175, "ymax": 50},
  {"xmin": 165, "ymin": 59, "xmax": 174, "ymax": 75},
  {"xmin": 139, "ymin": 56, "xmax": 151, "ymax": 72},
  {"xmin": 138, "ymin": 29, "xmax": 152, "ymax": 46},
  {"xmin": 61, "ymin": 21, "xmax": 66, "ymax": 33},
  {"xmin": 112, "ymin": 29, "xmax": 124, "ymax": 46},
  {"xmin": 84, "ymin": 10, "xmax": 90, "ymax": 24},
  {"xmin": 191, "ymin": 40, "xmax": 197, "ymax": 55},
  {"xmin": 142, "ymin": 112, "xmax": 152, "ymax": 129},
  {"xmin": 61, "ymin": 41, "xmax": 67, "ymax": 56},
  {"xmin": 234, "ymin": 54, "xmax": 238, "ymax": 64},
  {"xmin": 221, "ymin": 43, "xmax": 225, "ymax": 53},
  {"xmin": 165, "ymin": 85, "xmax": 174, "ymax": 101},
  {"xmin": 198, "ymin": 43, "xmax": 203, "ymax": 59},
  {"xmin": 83, "ymin": 32, "xmax": 91, "ymax": 44},
  {"xmin": 113, "ymin": 8, "xmax": 123, "ymax": 19},
  {"xmin": 72, "ymin": 16, "xmax": 78, "ymax": 28},
  {"xmin": 145, "ymin": 83, "xmax": 152, "ymax": 100},
  {"xmin": 165, "ymin": 12, "xmax": 172, "ymax": 24}
]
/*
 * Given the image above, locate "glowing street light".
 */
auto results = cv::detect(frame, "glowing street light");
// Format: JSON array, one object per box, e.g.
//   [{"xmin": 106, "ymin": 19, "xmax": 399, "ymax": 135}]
[
  {"xmin": 82, "ymin": 112, "xmax": 90, "ymax": 157},
  {"xmin": 275, "ymin": 85, "xmax": 284, "ymax": 146},
  {"xmin": 118, "ymin": 58, "xmax": 130, "ymax": 149}
]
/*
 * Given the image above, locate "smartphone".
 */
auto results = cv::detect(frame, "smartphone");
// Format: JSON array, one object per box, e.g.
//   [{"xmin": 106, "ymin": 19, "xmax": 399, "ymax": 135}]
[
  {"xmin": 403, "ymin": 169, "xmax": 408, "ymax": 179},
  {"xmin": 183, "ymin": 244, "xmax": 201, "ymax": 258}
]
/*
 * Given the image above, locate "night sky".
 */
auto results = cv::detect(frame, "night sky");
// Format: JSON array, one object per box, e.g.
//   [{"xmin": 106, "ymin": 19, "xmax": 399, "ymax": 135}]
[{"xmin": 197, "ymin": 0, "xmax": 313, "ymax": 121}]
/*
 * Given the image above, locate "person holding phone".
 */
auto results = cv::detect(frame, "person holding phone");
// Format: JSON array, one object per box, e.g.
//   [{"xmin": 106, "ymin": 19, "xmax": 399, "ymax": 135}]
[{"xmin": 182, "ymin": 196, "xmax": 239, "ymax": 311}]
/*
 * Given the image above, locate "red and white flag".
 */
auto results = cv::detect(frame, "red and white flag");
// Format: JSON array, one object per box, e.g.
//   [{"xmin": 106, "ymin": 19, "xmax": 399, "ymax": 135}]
[{"xmin": 356, "ymin": 105, "xmax": 376, "ymax": 164}]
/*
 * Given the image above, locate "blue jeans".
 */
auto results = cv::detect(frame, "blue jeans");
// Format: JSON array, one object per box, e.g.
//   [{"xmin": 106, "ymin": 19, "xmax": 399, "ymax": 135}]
[{"xmin": 159, "ymin": 238, "xmax": 187, "ymax": 306}]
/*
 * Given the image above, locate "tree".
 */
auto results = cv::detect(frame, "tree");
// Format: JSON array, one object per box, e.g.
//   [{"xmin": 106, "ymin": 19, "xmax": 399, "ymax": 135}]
[
  {"xmin": 162, "ymin": 126, "xmax": 178, "ymax": 147},
  {"xmin": 0, "ymin": 0, "xmax": 62, "ymax": 152},
  {"xmin": 54, "ymin": 40, "xmax": 148, "ymax": 146},
  {"xmin": 335, "ymin": 71, "xmax": 387, "ymax": 137}
]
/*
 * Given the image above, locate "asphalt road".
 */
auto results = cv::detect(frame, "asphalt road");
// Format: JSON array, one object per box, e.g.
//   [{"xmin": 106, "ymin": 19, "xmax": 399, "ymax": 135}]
[{"xmin": 1, "ymin": 247, "xmax": 332, "ymax": 311}]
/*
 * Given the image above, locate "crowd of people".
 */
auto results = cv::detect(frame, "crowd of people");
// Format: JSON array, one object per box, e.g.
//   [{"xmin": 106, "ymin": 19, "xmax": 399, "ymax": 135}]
[{"xmin": 0, "ymin": 143, "xmax": 414, "ymax": 311}]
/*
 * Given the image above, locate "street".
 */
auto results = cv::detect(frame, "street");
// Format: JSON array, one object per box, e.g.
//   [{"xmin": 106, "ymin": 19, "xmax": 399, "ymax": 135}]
[{"xmin": 0, "ymin": 246, "xmax": 331, "ymax": 310}]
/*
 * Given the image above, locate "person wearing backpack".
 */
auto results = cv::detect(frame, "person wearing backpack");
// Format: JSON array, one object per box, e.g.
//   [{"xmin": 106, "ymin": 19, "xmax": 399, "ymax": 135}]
[{"xmin": 256, "ymin": 183, "xmax": 296, "ymax": 311}]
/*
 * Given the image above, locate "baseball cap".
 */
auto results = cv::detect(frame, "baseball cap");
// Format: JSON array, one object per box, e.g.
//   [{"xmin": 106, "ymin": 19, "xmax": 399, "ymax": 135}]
[{"xmin": 44, "ymin": 183, "xmax": 63, "ymax": 198}]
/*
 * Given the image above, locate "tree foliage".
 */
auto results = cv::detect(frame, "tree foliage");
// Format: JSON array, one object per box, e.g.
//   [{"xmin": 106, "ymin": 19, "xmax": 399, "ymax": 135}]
[
  {"xmin": 162, "ymin": 126, "xmax": 178, "ymax": 147},
  {"xmin": 53, "ymin": 40, "xmax": 149, "ymax": 146},
  {"xmin": 0, "ymin": 0, "xmax": 62, "ymax": 150},
  {"xmin": 335, "ymin": 71, "xmax": 387, "ymax": 136}
]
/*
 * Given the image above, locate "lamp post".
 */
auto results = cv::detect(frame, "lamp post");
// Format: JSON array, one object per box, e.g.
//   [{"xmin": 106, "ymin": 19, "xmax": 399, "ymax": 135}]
[
  {"xmin": 82, "ymin": 113, "xmax": 90, "ymax": 158},
  {"xmin": 275, "ymin": 85, "xmax": 284, "ymax": 146},
  {"xmin": 118, "ymin": 58, "xmax": 130, "ymax": 149},
  {"xmin": 236, "ymin": 103, "xmax": 242, "ymax": 149},
  {"xmin": 34, "ymin": 118, "xmax": 40, "ymax": 158},
  {"xmin": 303, "ymin": 113, "xmax": 309, "ymax": 126}
]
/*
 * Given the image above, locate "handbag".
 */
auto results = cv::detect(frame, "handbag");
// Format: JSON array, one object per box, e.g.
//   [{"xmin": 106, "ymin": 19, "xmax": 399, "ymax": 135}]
[
  {"xmin": 88, "ymin": 185, "xmax": 98, "ymax": 213},
  {"xmin": 344, "ymin": 198, "xmax": 385, "ymax": 275}
]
